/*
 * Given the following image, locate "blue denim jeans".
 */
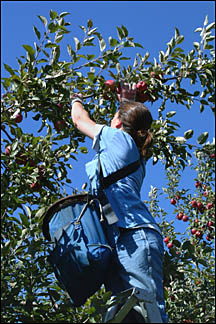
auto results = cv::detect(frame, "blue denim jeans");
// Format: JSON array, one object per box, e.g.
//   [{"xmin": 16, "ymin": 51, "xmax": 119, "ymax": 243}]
[{"xmin": 103, "ymin": 224, "xmax": 168, "ymax": 323}]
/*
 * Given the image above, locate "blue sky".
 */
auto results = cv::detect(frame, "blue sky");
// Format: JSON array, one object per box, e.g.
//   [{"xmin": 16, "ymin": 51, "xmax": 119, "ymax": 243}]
[{"xmin": 1, "ymin": 1, "xmax": 215, "ymax": 234}]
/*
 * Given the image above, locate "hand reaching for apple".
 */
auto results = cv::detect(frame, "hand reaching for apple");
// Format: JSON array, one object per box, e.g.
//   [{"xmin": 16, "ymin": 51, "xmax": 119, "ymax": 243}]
[{"xmin": 117, "ymin": 81, "xmax": 137, "ymax": 102}]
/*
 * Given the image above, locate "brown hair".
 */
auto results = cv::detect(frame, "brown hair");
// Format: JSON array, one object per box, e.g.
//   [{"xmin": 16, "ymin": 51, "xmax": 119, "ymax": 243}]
[{"xmin": 118, "ymin": 101, "xmax": 153, "ymax": 158}]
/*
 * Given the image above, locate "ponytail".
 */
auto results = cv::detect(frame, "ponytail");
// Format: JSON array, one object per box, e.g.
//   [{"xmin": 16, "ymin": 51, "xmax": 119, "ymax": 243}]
[
  {"xmin": 136, "ymin": 129, "xmax": 153, "ymax": 158},
  {"xmin": 118, "ymin": 101, "xmax": 153, "ymax": 158}
]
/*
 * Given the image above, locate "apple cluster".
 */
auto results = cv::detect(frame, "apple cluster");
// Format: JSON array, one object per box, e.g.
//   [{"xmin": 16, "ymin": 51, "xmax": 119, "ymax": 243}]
[
  {"xmin": 163, "ymin": 236, "xmax": 173, "ymax": 249},
  {"xmin": 5, "ymin": 145, "xmax": 45, "ymax": 192},
  {"xmin": 102, "ymin": 73, "xmax": 163, "ymax": 103}
]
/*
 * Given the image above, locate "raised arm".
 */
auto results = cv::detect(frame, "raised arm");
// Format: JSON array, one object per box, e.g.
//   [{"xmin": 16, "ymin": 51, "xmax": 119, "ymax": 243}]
[{"xmin": 71, "ymin": 98, "xmax": 102, "ymax": 139}]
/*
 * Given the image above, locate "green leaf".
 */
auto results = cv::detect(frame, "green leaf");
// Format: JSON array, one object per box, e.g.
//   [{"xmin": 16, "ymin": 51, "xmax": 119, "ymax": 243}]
[
  {"xmin": 88, "ymin": 27, "xmax": 98, "ymax": 35},
  {"xmin": 45, "ymin": 43, "xmax": 58, "ymax": 48},
  {"xmin": 193, "ymin": 91, "xmax": 200, "ymax": 96},
  {"xmin": 22, "ymin": 45, "xmax": 35, "ymax": 60},
  {"xmin": 3, "ymin": 63, "xmax": 15, "ymax": 75},
  {"xmin": 121, "ymin": 25, "xmax": 128, "ymax": 37},
  {"xmin": 193, "ymin": 42, "xmax": 200, "ymax": 50},
  {"xmin": 117, "ymin": 26, "xmax": 124, "ymax": 40},
  {"xmin": 175, "ymin": 136, "xmax": 186, "ymax": 144},
  {"xmin": 52, "ymin": 46, "xmax": 60, "ymax": 64},
  {"xmin": 200, "ymin": 104, "xmax": 204, "ymax": 113},
  {"xmin": 55, "ymin": 34, "xmax": 63, "ymax": 43},
  {"xmin": 59, "ymin": 12, "xmax": 70, "ymax": 18},
  {"xmin": 206, "ymin": 22, "xmax": 215, "ymax": 32},
  {"xmin": 173, "ymin": 239, "xmax": 181, "ymax": 248},
  {"xmin": 200, "ymin": 99, "xmax": 208, "ymax": 105},
  {"xmin": 67, "ymin": 44, "xmax": 74, "ymax": 57},
  {"xmin": 88, "ymin": 72, "xmax": 95, "ymax": 81},
  {"xmin": 184, "ymin": 129, "xmax": 194, "ymax": 139},
  {"xmin": 204, "ymin": 15, "xmax": 208, "ymax": 26},
  {"xmin": 197, "ymin": 258, "xmax": 208, "ymax": 266},
  {"xmin": 48, "ymin": 22, "xmax": 58, "ymax": 33},
  {"xmin": 99, "ymin": 38, "xmax": 106, "ymax": 52},
  {"xmin": 116, "ymin": 63, "xmax": 121, "ymax": 74},
  {"xmin": 197, "ymin": 131, "xmax": 208, "ymax": 144},
  {"xmin": 182, "ymin": 240, "xmax": 192, "ymax": 251},
  {"xmin": 79, "ymin": 25, "xmax": 87, "ymax": 33},
  {"xmin": 25, "ymin": 205, "xmax": 31, "ymax": 218},
  {"xmin": 74, "ymin": 37, "xmax": 81, "ymax": 51},
  {"xmin": 20, "ymin": 213, "xmax": 29, "ymax": 228},
  {"xmin": 134, "ymin": 42, "xmax": 144, "ymax": 49},
  {"xmin": 166, "ymin": 111, "xmax": 176, "ymax": 118},
  {"xmin": 159, "ymin": 51, "xmax": 164, "ymax": 63},
  {"xmin": 109, "ymin": 37, "xmax": 118, "ymax": 47},
  {"xmin": 176, "ymin": 35, "xmax": 184, "ymax": 45},
  {"xmin": 87, "ymin": 19, "xmax": 93, "ymax": 28},
  {"xmin": 79, "ymin": 146, "xmax": 88, "ymax": 154},
  {"xmin": 37, "ymin": 15, "xmax": 47, "ymax": 28},
  {"xmin": 142, "ymin": 52, "xmax": 150, "ymax": 62},
  {"xmin": 50, "ymin": 9, "xmax": 58, "ymax": 20},
  {"xmin": 194, "ymin": 27, "xmax": 202, "ymax": 33},
  {"xmin": 133, "ymin": 57, "xmax": 138, "ymax": 68},
  {"xmin": 33, "ymin": 25, "xmax": 41, "ymax": 40},
  {"xmin": 174, "ymin": 27, "xmax": 180, "ymax": 39},
  {"xmin": 58, "ymin": 25, "xmax": 70, "ymax": 34},
  {"xmin": 167, "ymin": 60, "xmax": 177, "ymax": 66}
]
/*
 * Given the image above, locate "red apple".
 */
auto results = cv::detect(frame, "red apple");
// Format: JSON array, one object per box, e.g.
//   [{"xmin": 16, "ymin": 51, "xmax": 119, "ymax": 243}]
[
  {"xmin": 206, "ymin": 202, "xmax": 213, "ymax": 210},
  {"xmin": 195, "ymin": 181, "xmax": 202, "ymax": 188},
  {"xmin": 207, "ymin": 221, "xmax": 213, "ymax": 228},
  {"xmin": 211, "ymin": 153, "xmax": 215, "ymax": 158},
  {"xmin": 167, "ymin": 242, "xmax": 173, "ymax": 249},
  {"xmin": 206, "ymin": 233, "xmax": 214, "ymax": 241},
  {"xmin": 191, "ymin": 200, "xmax": 197, "ymax": 208},
  {"xmin": 105, "ymin": 80, "xmax": 116, "ymax": 91},
  {"xmin": 176, "ymin": 212, "xmax": 183, "ymax": 220},
  {"xmin": 170, "ymin": 198, "xmax": 177, "ymax": 205},
  {"xmin": 54, "ymin": 120, "xmax": 66, "ymax": 132},
  {"xmin": 150, "ymin": 71, "xmax": 164, "ymax": 80},
  {"xmin": 182, "ymin": 215, "xmax": 189, "ymax": 222},
  {"xmin": 164, "ymin": 237, "xmax": 170, "ymax": 244},
  {"xmin": 197, "ymin": 202, "xmax": 204, "ymax": 210},
  {"xmin": 30, "ymin": 182, "xmax": 42, "ymax": 192},
  {"xmin": 14, "ymin": 113, "xmax": 23, "ymax": 123},
  {"xmin": 5, "ymin": 145, "xmax": 11, "ymax": 156},
  {"xmin": 136, "ymin": 81, "xmax": 148, "ymax": 92},
  {"xmin": 195, "ymin": 230, "xmax": 202, "ymax": 238},
  {"xmin": 57, "ymin": 103, "xmax": 63, "ymax": 108},
  {"xmin": 191, "ymin": 228, "xmax": 197, "ymax": 235}
]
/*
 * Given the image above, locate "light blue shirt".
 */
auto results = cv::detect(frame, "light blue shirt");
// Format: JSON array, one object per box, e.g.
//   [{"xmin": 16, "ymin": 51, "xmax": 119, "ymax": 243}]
[{"xmin": 85, "ymin": 125, "xmax": 161, "ymax": 233}]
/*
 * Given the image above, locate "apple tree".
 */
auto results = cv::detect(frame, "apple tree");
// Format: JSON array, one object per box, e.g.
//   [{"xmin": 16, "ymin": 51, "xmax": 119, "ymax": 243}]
[{"xmin": 1, "ymin": 10, "xmax": 215, "ymax": 323}]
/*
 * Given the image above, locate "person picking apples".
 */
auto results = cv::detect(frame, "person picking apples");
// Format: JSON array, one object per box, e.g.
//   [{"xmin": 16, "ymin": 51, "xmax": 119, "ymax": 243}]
[{"xmin": 70, "ymin": 82, "xmax": 168, "ymax": 323}]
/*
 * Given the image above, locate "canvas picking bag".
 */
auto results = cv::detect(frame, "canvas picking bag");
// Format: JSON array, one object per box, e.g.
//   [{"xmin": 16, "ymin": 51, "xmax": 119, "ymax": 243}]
[
  {"xmin": 42, "ymin": 193, "xmax": 113, "ymax": 307},
  {"xmin": 42, "ymin": 157, "xmax": 141, "ymax": 307}
]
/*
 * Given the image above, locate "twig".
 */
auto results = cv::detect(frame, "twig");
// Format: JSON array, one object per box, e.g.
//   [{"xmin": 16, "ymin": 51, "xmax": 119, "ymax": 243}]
[
  {"xmin": 1, "ymin": 126, "xmax": 14, "ymax": 142},
  {"xmin": 47, "ymin": 288, "xmax": 59, "ymax": 311}
]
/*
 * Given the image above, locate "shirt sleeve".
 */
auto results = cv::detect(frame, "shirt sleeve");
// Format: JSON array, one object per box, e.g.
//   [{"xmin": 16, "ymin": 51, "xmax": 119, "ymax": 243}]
[{"xmin": 92, "ymin": 124, "xmax": 106, "ymax": 152}]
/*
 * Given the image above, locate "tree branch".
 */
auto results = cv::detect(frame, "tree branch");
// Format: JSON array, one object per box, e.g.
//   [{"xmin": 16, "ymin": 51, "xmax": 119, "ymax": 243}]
[{"xmin": 1, "ymin": 126, "xmax": 14, "ymax": 142}]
